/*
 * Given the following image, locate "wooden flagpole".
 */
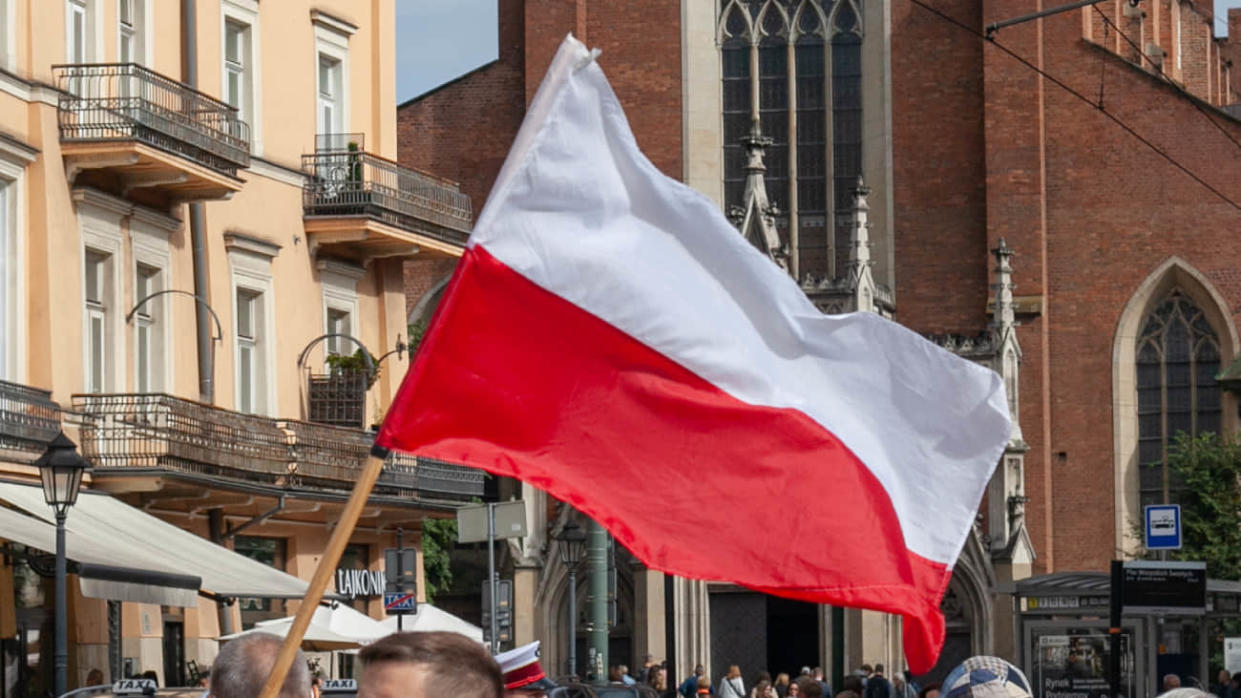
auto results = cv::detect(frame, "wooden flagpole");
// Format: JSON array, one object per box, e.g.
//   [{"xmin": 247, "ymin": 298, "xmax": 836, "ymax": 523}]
[{"xmin": 257, "ymin": 447, "xmax": 388, "ymax": 698}]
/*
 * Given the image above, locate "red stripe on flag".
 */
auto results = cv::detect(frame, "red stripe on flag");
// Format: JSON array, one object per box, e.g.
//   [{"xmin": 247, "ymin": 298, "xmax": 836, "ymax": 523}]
[{"xmin": 378, "ymin": 245, "xmax": 951, "ymax": 672}]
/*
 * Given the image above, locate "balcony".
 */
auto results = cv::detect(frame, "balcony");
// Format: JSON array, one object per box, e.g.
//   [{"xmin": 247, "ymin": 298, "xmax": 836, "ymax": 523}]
[
  {"xmin": 53, "ymin": 63, "xmax": 250, "ymax": 202},
  {"xmin": 0, "ymin": 380, "xmax": 61, "ymax": 457},
  {"xmin": 302, "ymin": 139, "xmax": 473, "ymax": 262},
  {"xmin": 73, "ymin": 393, "xmax": 484, "ymax": 501}
]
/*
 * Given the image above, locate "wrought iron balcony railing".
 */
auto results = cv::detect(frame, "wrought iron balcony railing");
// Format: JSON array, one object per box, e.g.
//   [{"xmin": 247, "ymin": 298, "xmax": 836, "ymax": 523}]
[
  {"xmin": 73, "ymin": 393, "xmax": 484, "ymax": 500},
  {"xmin": 53, "ymin": 63, "xmax": 251, "ymax": 175},
  {"xmin": 302, "ymin": 148, "xmax": 473, "ymax": 243},
  {"xmin": 0, "ymin": 380, "xmax": 61, "ymax": 454}
]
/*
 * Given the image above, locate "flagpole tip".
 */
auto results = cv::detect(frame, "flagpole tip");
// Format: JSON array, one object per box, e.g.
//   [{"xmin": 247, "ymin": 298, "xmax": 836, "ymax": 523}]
[{"xmin": 574, "ymin": 47, "xmax": 602, "ymax": 72}]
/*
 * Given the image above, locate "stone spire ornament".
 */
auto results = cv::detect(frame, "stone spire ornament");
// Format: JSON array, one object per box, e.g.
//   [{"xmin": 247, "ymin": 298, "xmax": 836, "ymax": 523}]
[{"xmin": 730, "ymin": 118, "xmax": 789, "ymax": 272}]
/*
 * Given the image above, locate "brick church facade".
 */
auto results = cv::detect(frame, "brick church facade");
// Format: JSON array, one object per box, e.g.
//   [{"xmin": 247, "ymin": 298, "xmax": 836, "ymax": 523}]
[{"xmin": 398, "ymin": 0, "xmax": 1241, "ymax": 687}]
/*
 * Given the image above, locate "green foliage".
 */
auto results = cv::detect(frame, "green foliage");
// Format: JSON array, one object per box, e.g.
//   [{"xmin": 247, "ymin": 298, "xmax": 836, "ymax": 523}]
[
  {"xmin": 421, "ymin": 516, "xmax": 457, "ymax": 603},
  {"xmin": 325, "ymin": 348, "xmax": 380, "ymax": 388},
  {"xmin": 1168, "ymin": 431, "xmax": 1241, "ymax": 580},
  {"xmin": 408, "ymin": 319, "xmax": 429, "ymax": 353}
]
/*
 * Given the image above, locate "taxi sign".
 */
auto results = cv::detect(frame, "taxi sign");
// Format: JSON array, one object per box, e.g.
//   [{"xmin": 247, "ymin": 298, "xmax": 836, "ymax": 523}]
[
  {"xmin": 112, "ymin": 678, "xmax": 157, "ymax": 694},
  {"xmin": 321, "ymin": 678, "xmax": 357, "ymax": 693}
]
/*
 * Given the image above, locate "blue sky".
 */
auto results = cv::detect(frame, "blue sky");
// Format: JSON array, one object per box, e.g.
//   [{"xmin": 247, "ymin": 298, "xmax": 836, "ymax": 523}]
[{"xmin": 395, "ymin": 0, "xmax": 498, "ymax": 104}]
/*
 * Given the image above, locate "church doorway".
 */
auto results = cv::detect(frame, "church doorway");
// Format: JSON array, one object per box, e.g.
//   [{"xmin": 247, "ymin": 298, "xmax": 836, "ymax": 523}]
[{"xmin": 709, "ymin": 590, "xmax": 820, "ymax": 681}]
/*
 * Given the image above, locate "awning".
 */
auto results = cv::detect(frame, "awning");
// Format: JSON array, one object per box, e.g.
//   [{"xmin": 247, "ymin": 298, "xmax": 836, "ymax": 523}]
[{"xmin": 0, "ymin": 481, "xmax": 311, "ymax": 602}]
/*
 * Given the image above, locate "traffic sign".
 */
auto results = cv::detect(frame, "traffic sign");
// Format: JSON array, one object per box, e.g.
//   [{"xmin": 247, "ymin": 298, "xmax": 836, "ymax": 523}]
[
  {"xmin": 384, "ymin": 548, "xmax": 417, "ymax": 593},
  {"xmin": 384, "ymin": 591, "xmax": 417, "ymax": 614},
  {"xmin": 1144, "ymin": 504, "xmax": 1182, "ymax": 550}
]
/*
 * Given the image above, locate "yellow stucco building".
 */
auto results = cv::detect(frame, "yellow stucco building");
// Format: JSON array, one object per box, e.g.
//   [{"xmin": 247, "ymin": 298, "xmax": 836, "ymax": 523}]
[{"xmin": 0, "ymin": 0, "xmax": 477, "ymax": 693}]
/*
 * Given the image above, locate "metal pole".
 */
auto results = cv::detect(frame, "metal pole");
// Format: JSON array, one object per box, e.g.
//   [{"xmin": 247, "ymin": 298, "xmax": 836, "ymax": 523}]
[
  {"xmin": 488, "ymin": 503, "xmax": 499, "ymax": 654},
  {"xmin": 1109, "ymin": 560, "xmax": 1123, "ymax": 698},
  {"xmin": 664, "ymin": 574, "xmax": 676, "ymax": 686},
  {"xmin": 588, "ymin": 519, "xmax": 609, "ymax": 684},
  {"xmin": 396, "ymin": 528, "xmax": 404, "ymax": 632},
  {"xmin": 985, "ymin": 0, "xmax": 1110, "ymax": 36},
  {"xmin": 568, "ymin": 567, "xmax": 578, "ymax": 678},
  {"xmin": 55, "ymin": 511, "xmax": 67, "ymax": 697}
]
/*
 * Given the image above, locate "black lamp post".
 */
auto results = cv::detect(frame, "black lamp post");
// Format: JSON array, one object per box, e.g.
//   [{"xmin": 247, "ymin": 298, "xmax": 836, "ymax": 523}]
[
  {"xmin": 555, "ymin": 520, "xmax": 588, "ymax": 678},
  {"xmin": 35, "ymin": 432, "xmax": 89, "ymax": 697}
]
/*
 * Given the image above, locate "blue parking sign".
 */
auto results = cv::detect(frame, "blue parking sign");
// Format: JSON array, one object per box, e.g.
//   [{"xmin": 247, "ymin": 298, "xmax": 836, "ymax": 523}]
[{"xmin": 1145, "ymin": 504, "xmax": 1182, "ymax": 550}]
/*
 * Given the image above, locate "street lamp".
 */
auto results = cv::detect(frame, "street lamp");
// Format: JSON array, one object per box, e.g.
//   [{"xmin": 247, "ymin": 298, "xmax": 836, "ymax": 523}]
[
  {"xmin": 35, "ymin": 432, "xmax": 89, "ymax": 697},
  {"xmin": 555, "ymin": 520, "xmax": 588, "ymax": 678}
]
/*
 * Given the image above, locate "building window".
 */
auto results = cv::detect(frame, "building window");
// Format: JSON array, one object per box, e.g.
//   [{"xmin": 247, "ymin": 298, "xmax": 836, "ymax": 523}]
[
  {"xmin": 233, "ymin": 536, "xmax": 286, "ymax": 628},
  {"xmin": 134, "ymin": 263, "xmax": 162, "ymax": 393},
  {"xmin": 223, "ymin": 20, "xmax": 251, "ymax": 123},
  {"xmin": 0, "ymin": 181, "xmax": 8, "ymax": 381},
  {"xmin": 117, "ymin": 0, "xmax": 144, "ymax": 65},
  {"xmin": 1136, "ymin": 290, "xmax": 1221, "ymax": 507},
  {"xmin": 326, "ymin": 307, "xmax": 351, "ymax": 357},
  {"xmin": 235, "ymin": 287, "xmax": 265, "ymax": 414},
  {"xmin": 67, "ymin": 0, "xmax": 89, "ymax": 63},
  {"xmin": 338, "ymin": 543, "xmax": 370, "ymax": 613},
  {"xmin": 84, "ymin": 250, "xmax": 112, "ymax": 393},
  {"xmin": 318, "ymin": 55, "xmax": 343, "ymax": 136},
  {"xmin": 718, "ymin": 0, "xmax": 863, "ymax": 281}
]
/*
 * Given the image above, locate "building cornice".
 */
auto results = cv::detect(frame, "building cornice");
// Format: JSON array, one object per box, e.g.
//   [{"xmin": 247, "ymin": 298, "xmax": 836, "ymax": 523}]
[{"xmin": 224, "ymin": 231, "xmax": 282, "ymax": 259}]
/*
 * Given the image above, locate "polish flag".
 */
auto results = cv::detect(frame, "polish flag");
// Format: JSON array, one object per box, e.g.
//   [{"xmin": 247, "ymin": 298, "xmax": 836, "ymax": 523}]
[{"xmin": 376, "ymin": 36, "xmax": 1010, "ymax": 673}]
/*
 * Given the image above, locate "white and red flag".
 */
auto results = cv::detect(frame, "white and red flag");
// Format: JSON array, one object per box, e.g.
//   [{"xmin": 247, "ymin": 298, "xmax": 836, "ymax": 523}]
[{"xmin": 376, "ymin": 35, "xmax": 1010, "ymax": 673}]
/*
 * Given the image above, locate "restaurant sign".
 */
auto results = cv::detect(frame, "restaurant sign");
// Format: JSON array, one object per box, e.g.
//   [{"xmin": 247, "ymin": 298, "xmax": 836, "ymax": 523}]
[{"xmin": 336, "ymin": 568, "xmax": 386, "ymax": 599}]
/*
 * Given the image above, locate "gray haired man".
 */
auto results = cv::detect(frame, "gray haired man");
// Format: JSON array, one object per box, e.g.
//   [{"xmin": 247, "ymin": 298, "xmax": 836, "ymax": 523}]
[{"xmin": 209, "ymin": 633, "xmax": 311, "ymax": 698}]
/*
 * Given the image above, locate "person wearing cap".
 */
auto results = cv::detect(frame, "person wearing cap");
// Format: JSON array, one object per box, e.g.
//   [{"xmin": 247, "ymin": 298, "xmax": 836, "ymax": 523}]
[{"xmin": 494, "ymin": 641, "xmax": 559, "ymax": 697}]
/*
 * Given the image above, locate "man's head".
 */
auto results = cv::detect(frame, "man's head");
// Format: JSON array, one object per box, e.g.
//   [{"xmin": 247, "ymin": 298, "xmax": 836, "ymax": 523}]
[
  {"xmin": 1163, "ymin": 674, "xmax": 1182, "ymax": 691},
  {"xmin": 210, "ymin": 633, "xmax": 310, "ymax": 698},
  {"xmin": 358, "ymin": 631, "xmax": 502, "ymax": 698},
  {"xmin": 875, "ymin": 664, "xmax": 886, "ymax": 676},
  {"xmin": 814, "ymin": 667, "xmax": 825, "ymax": 680},
  {"xmin": 861, "ymin": 665, "xmax": 874, "ymax": 676},
  {"xmin": 695, "ymin": 664, "xmax": 706, "ymax": 677}
]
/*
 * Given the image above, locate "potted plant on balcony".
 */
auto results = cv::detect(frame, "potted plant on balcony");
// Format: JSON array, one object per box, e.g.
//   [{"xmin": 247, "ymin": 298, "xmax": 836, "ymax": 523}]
[{"xmin": 307, "ymin": 348, "xmax": 378, "ymax": 429}]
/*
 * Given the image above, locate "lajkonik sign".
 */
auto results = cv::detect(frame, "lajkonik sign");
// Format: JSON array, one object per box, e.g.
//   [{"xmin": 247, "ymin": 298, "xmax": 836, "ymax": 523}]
[{"xmin": 336, "ymin": 568, "xmax": 385, "ymax": 599}]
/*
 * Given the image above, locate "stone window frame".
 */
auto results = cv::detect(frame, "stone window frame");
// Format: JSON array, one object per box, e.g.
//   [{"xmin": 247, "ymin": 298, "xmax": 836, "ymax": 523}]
[
  {"xmin": 0, "ymin": 137, "xmax": 34, "ymax": 382},
  {"xmin": 221, "ymin": 0, "xmax": 263, "ymax": 155},
  {"xmin": 227, "ymin": 233, "xmax": 279, "ymax": 416},
  {"xmin": 1112, "ymin": 257, "xmax": 1238, "ymax": 556},
  {"xmin": 312, "ymin": 10, "xmax": 354, "ymax": 140}
]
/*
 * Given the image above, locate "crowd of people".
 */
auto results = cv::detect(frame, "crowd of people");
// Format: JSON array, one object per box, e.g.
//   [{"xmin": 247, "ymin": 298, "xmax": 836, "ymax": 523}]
[
  {"xmin": 616, "ymin": 660, "xmax": 937, "ymax": 698},
  {"xmin": 103, "ymin": 632, "xmax": 1238, "ymax": 698}
]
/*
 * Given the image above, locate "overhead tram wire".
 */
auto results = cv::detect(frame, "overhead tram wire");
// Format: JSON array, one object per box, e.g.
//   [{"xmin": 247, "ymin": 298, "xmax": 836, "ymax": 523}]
[
  {"xmin": 1090, "ymin": 4, "xmax": 1241, "ymax": 155},
  {"xmin": 908, "ymin": 0, "xmax": 1241, "ymax": 213}
]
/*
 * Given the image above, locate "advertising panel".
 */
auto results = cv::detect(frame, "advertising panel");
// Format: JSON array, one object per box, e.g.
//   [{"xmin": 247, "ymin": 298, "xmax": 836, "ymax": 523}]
[{"xmin": 1032, "ymin": 630, "xmax": 1134, "ymax": 698}]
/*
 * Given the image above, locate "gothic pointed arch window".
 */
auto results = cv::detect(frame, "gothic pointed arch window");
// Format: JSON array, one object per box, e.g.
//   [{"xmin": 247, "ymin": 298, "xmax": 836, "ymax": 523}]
[
  {"xmin": 719, "ymin": 0, "xmax": 863, "ymax": 280},
  {"xmin": 1136, "ymin": 290, "xmax": 1222, "ymax": 507}
]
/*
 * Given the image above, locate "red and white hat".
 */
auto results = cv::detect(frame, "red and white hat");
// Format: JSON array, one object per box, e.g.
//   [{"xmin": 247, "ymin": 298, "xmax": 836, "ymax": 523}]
[{"xmin": 494, "ymin": 641, "xmax": 558, "ymax": 692}]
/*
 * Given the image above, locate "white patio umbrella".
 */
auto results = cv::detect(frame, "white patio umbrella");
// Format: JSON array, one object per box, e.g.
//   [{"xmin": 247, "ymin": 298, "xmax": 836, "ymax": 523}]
[
  {"xmin": 219, "ymin": 604, "xmax": 390, "ymax": 651},
  {"xmin": 378, "ymin": 603, "xmax": 484, "ymax": 643},
  {"xmin": 219, "ymin": 618, "xmax": 361, "ymax": 652}
]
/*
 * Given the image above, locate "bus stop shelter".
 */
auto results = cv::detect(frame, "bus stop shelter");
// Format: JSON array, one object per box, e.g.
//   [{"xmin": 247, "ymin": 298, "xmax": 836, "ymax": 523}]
[{"xmin": 1002, "ymin": 571, "xmax": 1241, "ymax": 698}]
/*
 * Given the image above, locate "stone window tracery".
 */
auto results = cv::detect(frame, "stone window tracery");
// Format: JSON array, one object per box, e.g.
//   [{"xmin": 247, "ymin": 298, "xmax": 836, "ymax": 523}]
[
  {"xmin": 1136, "ymin": 290, "xmax": 1221, "ymax": 507},
  {"xmin": 718, "ymin": 0, "xmax": 863, "ymax": 281}
]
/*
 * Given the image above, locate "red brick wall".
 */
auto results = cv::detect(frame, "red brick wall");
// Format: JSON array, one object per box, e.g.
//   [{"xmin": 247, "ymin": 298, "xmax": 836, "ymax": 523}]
[
  {"xmin": 895, "ymin": 0, "xmax": 1241, "ymax": 573},
  {"xmin": 397, "ymin": 0, "xmax": 527, "ymax": 211}
]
